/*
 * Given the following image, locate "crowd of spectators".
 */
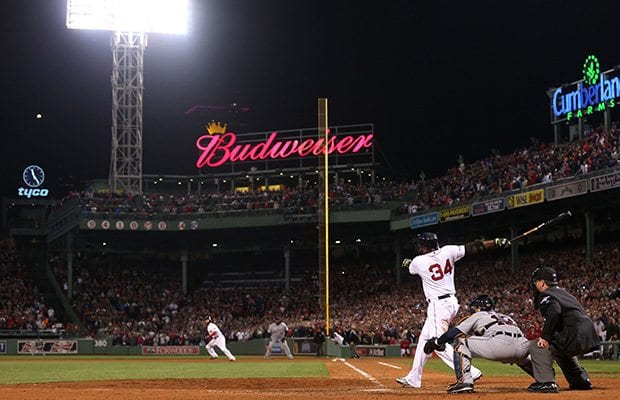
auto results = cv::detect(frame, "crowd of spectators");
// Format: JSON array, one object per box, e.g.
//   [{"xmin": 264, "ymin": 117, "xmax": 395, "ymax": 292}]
[
  {"xmin": 406, "ymin": 124, "xmax": 620, "ymax": 213},
  {"xmin": 57, "ymin": 123, "xmax": 620, "ymax": 218},
  {"xmin": 64, "ymin": 181, "xmax": 405, "ymax": 218},
  {"xmin": 49, "ymin": 239, "xmax": 618, "ymax": 359},
  {"xmin": 0, "ymin": 240, "xmax": 56, "ymax": 332}
]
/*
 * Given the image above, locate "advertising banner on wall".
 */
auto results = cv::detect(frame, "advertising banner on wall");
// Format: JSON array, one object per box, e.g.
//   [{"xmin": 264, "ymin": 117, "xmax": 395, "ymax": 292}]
[
  {"xmin": 410, "ymin": 212, "xmax": 439, "ymax": 229},
  {"xmin": 439, "ymin": 205, "xmax": 470, "ymax": 223},
  {"xmin": 546, "ymin": 180, "xmax": 588, "ymax": 201},
  {"xmin": 17, "ymin": 340, "xmax": 78, "ymax": 354},
  {"xmin": 0, "ymin": 340, "xmax": 6, "ymax": 354},
  {"xmin": 293, "ymin": 338, "xmax": 318, "ymax": 354},
  {"xmin": 590, "ymin": 171, "xmax": 620, "ymax": 192},
  {"xmin": 507, "ymin": 189, "xmax": 544, "ymax": 209},
  {"xmin": 141, "ymin": 346, "xmax": 200, "ymax": 355},
  {"xmin": 355, "ymin": 346, "xmax": 387, "ymax": 357},
  {"xmin": 472, "ymin": 198, "xmax": 506, "ymax": 216}
]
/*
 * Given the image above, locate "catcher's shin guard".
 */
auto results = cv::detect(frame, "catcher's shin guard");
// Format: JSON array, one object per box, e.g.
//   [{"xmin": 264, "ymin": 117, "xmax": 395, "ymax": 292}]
[{"xmin": 453, "ymin": 340, "xmax": 472, "ymax": 384}]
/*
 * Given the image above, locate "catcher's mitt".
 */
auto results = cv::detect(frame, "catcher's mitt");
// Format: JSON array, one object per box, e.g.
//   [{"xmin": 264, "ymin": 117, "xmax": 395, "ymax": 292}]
[{"xmin": 423, "ymin": 337, "xmax": 445, "ymax": 354}]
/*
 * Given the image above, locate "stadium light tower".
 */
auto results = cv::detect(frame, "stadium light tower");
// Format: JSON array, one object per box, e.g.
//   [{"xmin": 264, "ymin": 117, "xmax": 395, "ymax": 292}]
[{"xmin": 67, "ymin": 0, "xmax": 189, "ymax": 194}]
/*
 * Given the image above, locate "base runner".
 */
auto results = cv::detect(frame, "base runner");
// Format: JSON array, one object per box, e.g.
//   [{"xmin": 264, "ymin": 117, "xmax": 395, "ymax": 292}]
[{"xmin": 205, "ymin": 316, "xmax": 236, "ymax": 361}]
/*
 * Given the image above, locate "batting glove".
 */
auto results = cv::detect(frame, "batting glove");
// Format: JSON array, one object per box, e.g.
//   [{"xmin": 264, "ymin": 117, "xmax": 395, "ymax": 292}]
[
  {"xmin": 494, "ymin": 238, "xmax": 511, "ymax": 248},
  {"xmin": 401, "ymin": 258, "xmax": 412, "ymax": 269}
]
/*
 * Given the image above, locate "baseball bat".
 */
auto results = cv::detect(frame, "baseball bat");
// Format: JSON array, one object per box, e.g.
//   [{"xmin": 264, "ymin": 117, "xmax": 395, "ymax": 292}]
[{"xmin": 510, "ymin": 211, "xmax": 572, "ymax": 242}]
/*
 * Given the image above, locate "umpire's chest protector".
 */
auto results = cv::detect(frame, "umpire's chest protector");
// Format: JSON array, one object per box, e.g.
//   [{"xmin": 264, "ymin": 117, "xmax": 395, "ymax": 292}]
[{"xmin": 546, "ymin": 287, "xmax": 601, "ymax": 356}]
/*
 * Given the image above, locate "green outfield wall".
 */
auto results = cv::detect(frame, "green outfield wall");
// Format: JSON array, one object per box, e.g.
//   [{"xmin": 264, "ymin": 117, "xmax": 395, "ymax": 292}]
[{"xmin": 1, "ymin": 338, "xmax": 617, "ymax": 359}]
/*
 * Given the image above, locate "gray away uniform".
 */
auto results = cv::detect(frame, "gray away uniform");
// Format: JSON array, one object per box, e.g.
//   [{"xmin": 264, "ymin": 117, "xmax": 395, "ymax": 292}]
[
  {"xmin": 265, "ymin": 322, "xmax": 293, "ymax": 359},
  {"xmin": 451, "ymin": 311, "xmax": 532, "ymax": 384}
]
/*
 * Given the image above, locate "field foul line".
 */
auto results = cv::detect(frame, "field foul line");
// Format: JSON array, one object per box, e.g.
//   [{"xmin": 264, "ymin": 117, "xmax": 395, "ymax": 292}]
[
  {"xmin": 339, "ymin": 359, "xmax": 386, "ymax": 389},
  {"xmin": 377, "ymin": 361, "xmax": 402, "ymax": 369}
]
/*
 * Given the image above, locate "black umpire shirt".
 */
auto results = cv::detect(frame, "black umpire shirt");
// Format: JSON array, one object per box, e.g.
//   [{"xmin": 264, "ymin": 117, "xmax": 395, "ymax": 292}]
[{"xmin": 537, "ymin": 286, "xmax": 601, "ymax": 356}]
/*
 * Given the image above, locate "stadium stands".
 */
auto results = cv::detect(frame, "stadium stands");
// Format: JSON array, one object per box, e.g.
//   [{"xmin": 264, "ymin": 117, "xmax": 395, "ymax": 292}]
[
  {"xmin": 46, "ymin": 239, "xmax": 618, "ymax": 359},
  {"xmin": 0, "ymin": 240, "xmax": 57, "ymax": 333}
]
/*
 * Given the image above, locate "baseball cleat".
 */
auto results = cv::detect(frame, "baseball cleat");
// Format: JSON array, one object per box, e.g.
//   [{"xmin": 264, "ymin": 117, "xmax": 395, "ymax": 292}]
[
  {"xmin": 209, "ymin": 356, "xmax": 218, "ymax": 359},
  {"xmin": 448, "ymin": 373, "xmax": 480, "ymax": 391},
  {"xmin": 447, "ymin": 382, "xmax": 474, "ymax": 394},
  {"xmin": 396, "ymin": 377, "xmax": 417, "ymax": 388},
  {"xmin": 447, "ymin": 380, "xmax": 476, "ymax": 391},
  {"xmin": 527, "ymin": 381, "xmax": 559, "ymax": 393},
  {"xmin": 569, "ymin": 380, "xmax": 592, "ymax": 390}
]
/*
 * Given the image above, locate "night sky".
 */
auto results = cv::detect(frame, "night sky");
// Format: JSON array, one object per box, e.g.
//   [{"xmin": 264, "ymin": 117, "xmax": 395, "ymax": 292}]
[{"xmin": 1, "ymin": 0, "xmax": 619, "ymax": 197}]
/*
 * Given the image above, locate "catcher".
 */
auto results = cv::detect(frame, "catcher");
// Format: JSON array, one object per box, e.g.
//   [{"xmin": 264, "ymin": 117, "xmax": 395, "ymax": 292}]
[{"xmin": 424, "ymin": 295, "xmax": 535, "ymax": 393}]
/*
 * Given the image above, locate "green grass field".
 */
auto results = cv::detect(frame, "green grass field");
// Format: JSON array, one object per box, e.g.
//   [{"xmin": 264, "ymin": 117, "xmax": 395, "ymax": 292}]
[
  {"xmin": 0, "ymin": 357, "xmax": 328, "ymax": 384},
  {"xmin": 0, "ymin": 356, "xmax": 616, "ymax": 385}
]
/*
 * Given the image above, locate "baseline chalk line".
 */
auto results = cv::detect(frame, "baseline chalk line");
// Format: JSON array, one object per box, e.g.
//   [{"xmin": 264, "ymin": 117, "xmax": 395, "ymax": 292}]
[{"xmin": 377, "ymin": 361, "xmax": 402, "ymax": 369}]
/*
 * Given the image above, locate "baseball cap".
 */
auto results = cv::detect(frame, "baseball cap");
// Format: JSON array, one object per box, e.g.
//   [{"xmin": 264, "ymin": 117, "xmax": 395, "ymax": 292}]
[{"xmin": 532, "ymin": 267, "xmax": 558, "ymax": 285}]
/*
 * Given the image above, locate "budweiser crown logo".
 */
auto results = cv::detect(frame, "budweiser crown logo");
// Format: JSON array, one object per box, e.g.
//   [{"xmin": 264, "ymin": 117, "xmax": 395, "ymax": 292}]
[{"xmin": 206, "ymin": 120, "xmax": 227, "ymax": 135}]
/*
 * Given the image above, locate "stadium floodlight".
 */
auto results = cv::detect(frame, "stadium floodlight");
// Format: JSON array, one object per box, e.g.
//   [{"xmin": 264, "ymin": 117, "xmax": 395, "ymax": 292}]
[
  {"xmin": 66, "ymin": 0, "xmax": 189, "ymax": 34},
  {"xmin": 66, "ymin": 0, "xmax": 189, "ymax": 193}
]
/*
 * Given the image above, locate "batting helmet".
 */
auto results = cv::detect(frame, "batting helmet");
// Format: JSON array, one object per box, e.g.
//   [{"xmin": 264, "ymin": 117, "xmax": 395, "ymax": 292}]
[
  {"xmin": 531, "ymin": 267, "xmax": 558, "ymax": 286},
  {"xmin": 469, "ymin": 294, "xmax": 494, "ymax": 313},
  {"xmin": 414, "ymin": 232, "xmax": 439, "ymax": 255}
]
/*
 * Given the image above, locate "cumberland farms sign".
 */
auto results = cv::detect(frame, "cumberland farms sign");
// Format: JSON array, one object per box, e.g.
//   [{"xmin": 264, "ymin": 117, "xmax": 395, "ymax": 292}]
[
  {"xmin": 195, "ymin": 122, "xmax": 374, "ymax": 168},
  {"xmin": 551, "ymin": 54, "xmax": 620, "ymax": 122}
]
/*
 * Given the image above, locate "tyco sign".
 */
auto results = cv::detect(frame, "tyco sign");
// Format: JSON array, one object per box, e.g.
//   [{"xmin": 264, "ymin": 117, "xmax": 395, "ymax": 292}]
[{"xmin": 17, "ymin": 165, "xmax": 50, "ymax": 198}]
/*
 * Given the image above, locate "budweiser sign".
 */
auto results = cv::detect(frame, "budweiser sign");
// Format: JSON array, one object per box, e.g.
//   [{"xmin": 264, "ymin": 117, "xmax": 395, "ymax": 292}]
[{"xmin": 195, "ymin": 122, "xmax": 374, "ymax": 168}]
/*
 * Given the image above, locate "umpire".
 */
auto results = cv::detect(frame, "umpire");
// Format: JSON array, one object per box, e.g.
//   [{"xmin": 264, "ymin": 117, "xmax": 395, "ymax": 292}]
[{"xmin": 528, "ymin": 267, "xmax": 600, "ymax": 393}]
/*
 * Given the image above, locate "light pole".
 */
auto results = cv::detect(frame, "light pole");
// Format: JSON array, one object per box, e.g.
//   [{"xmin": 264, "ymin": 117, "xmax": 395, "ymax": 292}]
[{"xmin": 66, "ymin": 0, "xmax": 189, "ymax": 194}]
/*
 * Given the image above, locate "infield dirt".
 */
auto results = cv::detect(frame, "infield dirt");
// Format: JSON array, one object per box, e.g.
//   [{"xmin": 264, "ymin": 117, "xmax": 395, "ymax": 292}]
[{"xmin": 0, "ymin": 357, "xmax": 616, "ymax": 400}]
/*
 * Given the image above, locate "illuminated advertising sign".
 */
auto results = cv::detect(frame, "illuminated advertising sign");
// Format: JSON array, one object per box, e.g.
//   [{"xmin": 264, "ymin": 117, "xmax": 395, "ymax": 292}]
[
  {"xmin": 195, "ymin": 122, "xmax": 374, "ymax": 168},
  {"xmin": 410, "ymin": 212, "xmax": 439, "ymax": 229},
  {"xmin": 551, "ymin": 55, "xmax": 619, "ymax": 121},
  {"xmin": 439, "ymin": 205, "xmax": 470, "ymax": 223},
  {"xmin": 546, "ymin": 180, "xmax": 587, "ymax": 201},
  {"xmin": 472, "ymin": 198, "xmax": 505, "ymax": 216},
  {"xmin": 507, "ymin": 189, "xmax": 544, "ymax": 209},
  {"xmin": 590, "ymin": 170, "xmax": 620, "ymax": 192},
  {"xmin": 17, "ymin": 165, "xmax": 50, "ymax": 198}
]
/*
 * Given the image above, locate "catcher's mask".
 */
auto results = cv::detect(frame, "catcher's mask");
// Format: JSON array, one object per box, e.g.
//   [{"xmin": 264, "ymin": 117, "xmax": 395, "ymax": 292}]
[
  {"xmin": 414, "ymin": 232, "xmax": 439, "ymax": 255},
  {"xmin": 468, "ymin": 294, "xmax": 494, "ymax": 313}
]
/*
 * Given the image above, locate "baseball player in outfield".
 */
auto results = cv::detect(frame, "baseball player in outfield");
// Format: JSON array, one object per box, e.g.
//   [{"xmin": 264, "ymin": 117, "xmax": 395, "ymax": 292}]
[
  {"xmin": 264, "ymin": 317, "xmax": 293, "ymax": 359},
  {"xmin": 205, "ymin": 316, "xmax": 236, "ymax": 361},
  {"xmin": 396, "ymin": 232, "xmax": 510, "ymax": 388},
  {"xmin": 423, "ymin": 294, "xmax": 535, "ymax": 393}
]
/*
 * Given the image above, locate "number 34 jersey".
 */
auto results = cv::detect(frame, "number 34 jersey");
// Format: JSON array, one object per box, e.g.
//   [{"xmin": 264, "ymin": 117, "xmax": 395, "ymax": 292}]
[{"xmin": 409, "ymin": 245, "xmax": 465, "ymax": 300}]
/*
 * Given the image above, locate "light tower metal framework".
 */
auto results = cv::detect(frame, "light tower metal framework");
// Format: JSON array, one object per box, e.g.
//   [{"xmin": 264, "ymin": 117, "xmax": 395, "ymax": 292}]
[
  {"xmin": 109, "ymin": 32, "xmax": 146, "ymax": 194},
  {"xmin": 66, "ymin": 0, "xmax": 189, "ymax": 195}
]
